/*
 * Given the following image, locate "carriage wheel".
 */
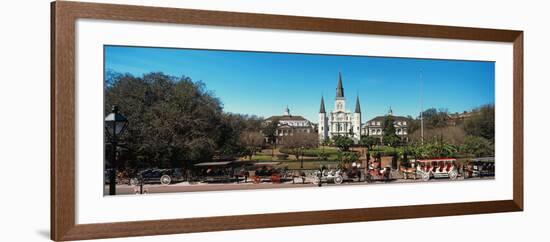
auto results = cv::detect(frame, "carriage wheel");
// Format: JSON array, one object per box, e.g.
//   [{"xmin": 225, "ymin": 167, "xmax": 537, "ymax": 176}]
[
  {"xmin": 449, "ymin": 170, "xmax": 458, "ymax": 180},
  {"xmin": 420, "ymin": 172, "xmax": 430, "ymax": 182},
  {"xmin": 160, "ymin": 175, "xmax": 171, "ymax": 185},
  {"xmin": 313, "ymin": 176, "xmax": 321, "ymax": 185},
  {"xmin": 252, "ymin": 175, "xmax": 261, "ymax": 184},
  {"xmin": 365, "ymin": 174, "xmax": 373, "ymax": 183},
  {"xmin": 334, "ymin": 175, "xmax": 344, "ymax": 185},
  {"xmin": 271, "ymin": 174, "xmax": 281, "ymax": 183}
]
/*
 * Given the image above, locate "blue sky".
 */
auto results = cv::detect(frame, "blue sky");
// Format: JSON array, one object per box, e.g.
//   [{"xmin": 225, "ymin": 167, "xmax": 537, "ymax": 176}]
[{"xmin": 105, "ymin": 45, "xmax": 495, "ymax": 122}]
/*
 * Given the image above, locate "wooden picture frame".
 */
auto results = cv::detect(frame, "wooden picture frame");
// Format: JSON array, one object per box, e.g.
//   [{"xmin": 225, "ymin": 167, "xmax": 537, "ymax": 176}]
[{"xmin": 51, "ymin": 1, "xmax": 523, "ymax": 241}]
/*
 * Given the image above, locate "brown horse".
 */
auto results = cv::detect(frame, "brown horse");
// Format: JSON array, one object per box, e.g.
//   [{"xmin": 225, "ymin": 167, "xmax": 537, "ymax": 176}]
[{"xmin": 400, "ymin": 166, "xmax": 417, "ymax": 179}]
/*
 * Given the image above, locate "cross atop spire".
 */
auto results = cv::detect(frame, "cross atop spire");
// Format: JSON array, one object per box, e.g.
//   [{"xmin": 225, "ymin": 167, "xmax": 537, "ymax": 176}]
[
  {"xmin": 336, "ymin": 72, "xmax": 344, "ymax": 98},
  {"xmin": 319, "ymin": 96, "xmax": 326, "ymax": 113}
]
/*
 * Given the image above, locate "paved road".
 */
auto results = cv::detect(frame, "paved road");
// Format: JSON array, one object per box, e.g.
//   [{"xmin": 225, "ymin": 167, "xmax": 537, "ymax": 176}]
[
  {"xmin": 106, "ymin": 176, "xmax": 494, "ymax": 195},
  {"xmin": 109, "ymin": 182, "xmax": 316, "ymax": 195}
]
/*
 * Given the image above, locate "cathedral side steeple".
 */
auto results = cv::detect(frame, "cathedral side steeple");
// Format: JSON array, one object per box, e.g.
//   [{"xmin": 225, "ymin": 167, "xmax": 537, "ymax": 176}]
[
  {"xmin": 318, "ymin": 96, "xmax": 328, "ymax": 143},
  {"xmin": 354, "ymin": 96, "xmax": 361, "ymax": 113},
  {"xmin": 319, "ymin": 96, "xmax": 326, "ymax": 113}
]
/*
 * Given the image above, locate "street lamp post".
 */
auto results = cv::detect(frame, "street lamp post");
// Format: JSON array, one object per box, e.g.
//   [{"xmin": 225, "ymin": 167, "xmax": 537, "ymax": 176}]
[
  {"xmin": 300, "ymin": 146, "xmax": 304, "ymax": 169},
  {"xmin": 104, "ymin": 106, "xmax": 128, "ymax": 195}
]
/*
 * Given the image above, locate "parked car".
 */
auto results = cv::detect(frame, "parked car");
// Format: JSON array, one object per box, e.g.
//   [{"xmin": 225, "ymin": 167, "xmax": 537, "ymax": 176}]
[
  {"xmin": 130, "ymin": 168, "xmax": 179, "ymax": 186},
  {"xmin": 414, "ymin": 158, "xmax": 459, "ymax": 181},
  {"xmin": 464, "ymin": 157, "xmax": 495, "ymax": 178}
]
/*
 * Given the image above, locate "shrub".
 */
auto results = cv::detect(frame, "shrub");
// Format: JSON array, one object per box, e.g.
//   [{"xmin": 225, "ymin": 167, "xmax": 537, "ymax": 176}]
[
  {"xmin": 279, "ymin": 147, "xmax": 339, "ymax": 157},
  {"xmin": 276, "ymin": 154, "xmax": 289, "ymax": 160}
]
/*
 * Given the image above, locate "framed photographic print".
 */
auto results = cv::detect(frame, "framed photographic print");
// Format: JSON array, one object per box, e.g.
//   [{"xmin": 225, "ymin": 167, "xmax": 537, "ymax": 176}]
[{"xmin": 51, "ymin": 1, "xmax": 523, "ymax": 241}]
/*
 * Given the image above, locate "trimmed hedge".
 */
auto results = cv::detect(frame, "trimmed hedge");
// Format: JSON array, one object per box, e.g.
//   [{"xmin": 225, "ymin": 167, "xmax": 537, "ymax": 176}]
[{"xmin": 279, "ymin": 147, "xmax": 339, "ymax": 157}]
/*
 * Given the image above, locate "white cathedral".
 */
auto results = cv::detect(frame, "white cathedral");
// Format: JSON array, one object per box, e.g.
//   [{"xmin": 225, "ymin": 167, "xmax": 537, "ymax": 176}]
[{"xmin": 318, "ymin": 73, "xmax": 362, "ymax": 143}]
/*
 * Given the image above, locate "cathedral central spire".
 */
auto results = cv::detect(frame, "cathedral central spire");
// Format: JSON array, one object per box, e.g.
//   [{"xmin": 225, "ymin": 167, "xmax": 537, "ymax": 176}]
[
  {"xmin": 336, "ymin": 72, "xmax": 344, "ymax": 98},
  {"xmin": 319, "ymin": 72, "xmax": 361, "ymax": 144}
]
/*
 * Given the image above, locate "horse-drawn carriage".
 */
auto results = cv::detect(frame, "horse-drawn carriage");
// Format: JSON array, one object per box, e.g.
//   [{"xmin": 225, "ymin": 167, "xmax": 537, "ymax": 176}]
[
  {"xmin": 365, "ymin": 160, "xmax": 393, "ymax": 183},
  {"xmin": 193, "ymin": 161, "xmax": 290, "ymax": 184},
  {"xmin": 310, "ymin": 161, "xmax": 364, "ymax": 185},
  {"xmin": 464, "ymin": 157, "xmax": 495, "ymax": 178},
  {"xmin": 248, "ymin": 162, "xmax": 290, "ymax": 184},
  {"xmin": 194, "ymin": 161, "xmax": 238, "ymax": 183},
  {"xmin": 312, "ymin": 169, "xmax": 345, "ymax": 185},
  {"xmin": 411, "ymin": 158, "xmax": 459, "ymax": 181}
]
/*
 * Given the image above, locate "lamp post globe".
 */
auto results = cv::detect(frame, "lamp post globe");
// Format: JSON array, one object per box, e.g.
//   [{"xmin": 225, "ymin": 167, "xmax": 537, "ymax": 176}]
[
  {"xmin": 105, "ymin": 106, "xmax": 128, "ymax": 139},
  {"xmin": 104, "ymin": 105, "xmax": 128, "ymax": 195}
]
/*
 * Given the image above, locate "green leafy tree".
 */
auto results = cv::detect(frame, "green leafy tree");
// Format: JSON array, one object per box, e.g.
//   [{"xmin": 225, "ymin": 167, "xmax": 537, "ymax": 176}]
[
  {"xmin": 402, "ymin": 149, "xmax": 410, "ymax": 167},
  {"xmin": 262, "ymin": 118, "xmax": 279, "ymax": 159},
  {"xmin": 461, "ymin": 135, "xmax": 494, "ymax": 157},
  {"xmin": 408, "ymin": 142, "xmax": 424, "ymax": 160},
  {"xmin": 382, "ymin": 115, "xmax": 400, "ymax": 147},
  {"xmin": 359, "ymin": 135, "xmax": 378, "ymax": 150},
  {"xmin": 342, "ymin": 152, "xmax": 359, "ymax": 164},
  {"xmin": 262, "ymin": 118, "xmax": 279, "ymax": 146},
  {"xmin": 333, "ymin": 135, "xmax": 354, "ymax": 151},
  {"xmin": 422, "ymin": 135, "xmax": 457, "ymax": 158},
  {"xmin": 322, "ymin": 136, "xmax": 332, "ymax": 146},
  {"xmin": 318, "ymin": 153, "xmax": 329, "ymax": 161},
  {"xmin": 104, "ymin": 72, "xmax": 258, "ymax": 171},
  {"xmin": 463, "ymin": 104, "xmax": 495, "ymax": 142}
]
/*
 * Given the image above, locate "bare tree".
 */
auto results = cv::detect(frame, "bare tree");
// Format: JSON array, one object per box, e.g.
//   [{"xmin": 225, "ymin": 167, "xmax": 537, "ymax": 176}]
[
  {"xmin": 409, "ymin": 125, "xmax": 466, "ymax": 146},
  {"xmin": 239, "ymin": 131, "xmax": 264, "ymax": 160},
  {"xmin": 283, "ymin": 132, "xmax": 319, "ymax": 160}
]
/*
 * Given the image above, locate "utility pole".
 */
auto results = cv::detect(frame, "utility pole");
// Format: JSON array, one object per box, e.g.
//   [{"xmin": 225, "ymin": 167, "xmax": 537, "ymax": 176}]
[{"xmin": 420, "ymin": 69, "xmax": 424, "ymax": 145}]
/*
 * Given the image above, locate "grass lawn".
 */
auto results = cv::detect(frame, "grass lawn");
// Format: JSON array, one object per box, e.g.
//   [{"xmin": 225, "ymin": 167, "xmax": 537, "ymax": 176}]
[
  {"xmin": 279, "ymin": 146, "xmax": 342, "ymax": 157},
  {"xmin": 251, "ymin": 154, "xmax": 277, "ymax": 161},
  {"xmin": 280, "ymin": 160, "xmax": 341, "ymax": 170},
  {"xmin": 243, "ymin": 146, "xmax": 351, "ymax": 163},
  {"xmin": 240, "ymin": 152, "xmax": 342, "ymax": 169},
  {"xmin": 305, "ymin": 146, "xmax": 340, "ymax": 153}
]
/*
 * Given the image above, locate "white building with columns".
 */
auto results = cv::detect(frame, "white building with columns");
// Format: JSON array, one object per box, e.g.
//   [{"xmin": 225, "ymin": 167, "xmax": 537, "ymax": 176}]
[
  {"xmin": 264, "ymin": 106, "xmax": 315, "ymax": 144},
  {"xmin": 318, "ymin": 73, "xmax": 362, "ymax": 143}
]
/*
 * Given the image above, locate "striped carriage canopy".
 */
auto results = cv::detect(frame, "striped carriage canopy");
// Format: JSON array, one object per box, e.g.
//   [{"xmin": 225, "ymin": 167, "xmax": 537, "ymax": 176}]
[{"xmin": 416, "ymin": 158, "xmax": 457, "ymax": 163}]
